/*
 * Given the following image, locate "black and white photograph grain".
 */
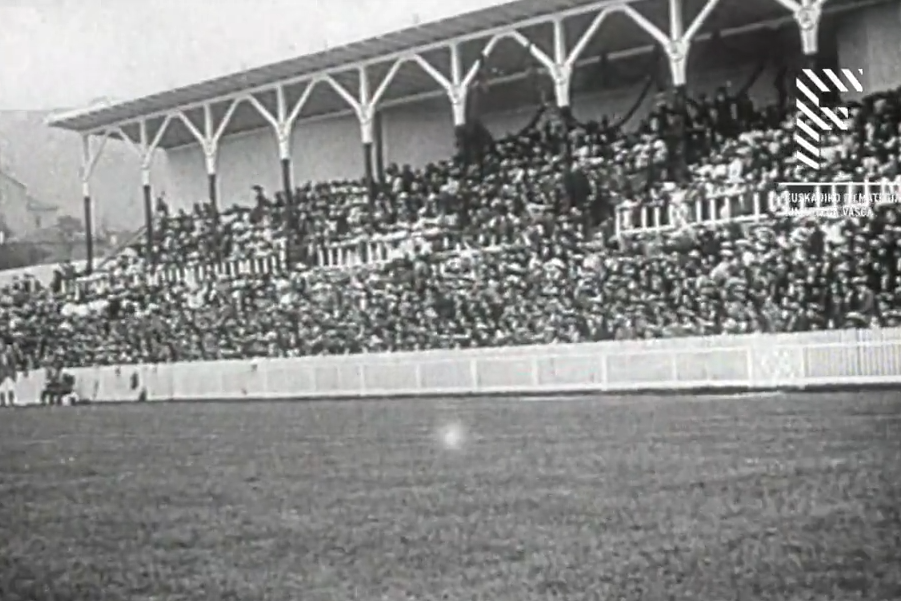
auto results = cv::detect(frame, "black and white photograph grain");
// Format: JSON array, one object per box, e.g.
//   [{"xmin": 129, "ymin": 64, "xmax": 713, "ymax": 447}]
[{"xmin": 1, "ymin": 0, "xmax": 901, "ymax": 599}]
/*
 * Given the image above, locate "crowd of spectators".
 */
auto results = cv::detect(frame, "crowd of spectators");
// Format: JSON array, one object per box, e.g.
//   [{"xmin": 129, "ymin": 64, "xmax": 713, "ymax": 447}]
[{"xmin": 1, "ymin": 77, "xmax": 900, "ymax": 371}]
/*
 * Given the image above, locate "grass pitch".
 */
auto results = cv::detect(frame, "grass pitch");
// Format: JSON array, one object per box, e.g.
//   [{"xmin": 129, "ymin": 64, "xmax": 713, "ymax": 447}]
[{"xmin": 1, "ymin": 392, "xmax": 900, "ymax": 601}]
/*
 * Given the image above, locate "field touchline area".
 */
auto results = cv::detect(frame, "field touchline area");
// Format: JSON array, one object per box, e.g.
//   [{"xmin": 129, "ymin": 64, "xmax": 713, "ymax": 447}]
[{"xmin": 1, "ymin": 392, "xmax": 900, "ymax": 601}]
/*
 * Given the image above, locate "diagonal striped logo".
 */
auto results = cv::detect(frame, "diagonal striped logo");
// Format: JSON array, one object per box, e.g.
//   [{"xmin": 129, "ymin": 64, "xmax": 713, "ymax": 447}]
[{"xmin": 793, "ymin": 68, "xmax": 864, "ymax": 170}]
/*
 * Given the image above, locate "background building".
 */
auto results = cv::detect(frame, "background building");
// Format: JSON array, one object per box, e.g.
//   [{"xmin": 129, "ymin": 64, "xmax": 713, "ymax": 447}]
[{"xmin": 0, "ymin": 167, "xmax": 57, "ymax": 240}]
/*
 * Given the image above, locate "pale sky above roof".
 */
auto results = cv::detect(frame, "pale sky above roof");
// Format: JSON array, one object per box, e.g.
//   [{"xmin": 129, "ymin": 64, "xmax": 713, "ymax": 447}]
[{"xmin": 0, "ymin": 0, "xmax": 509, "ymax": 111}]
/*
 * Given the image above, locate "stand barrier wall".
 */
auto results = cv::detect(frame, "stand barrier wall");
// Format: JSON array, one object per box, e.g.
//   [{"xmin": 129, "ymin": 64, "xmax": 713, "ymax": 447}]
[{"xmin": 9, "ymin": 328, "xmax": 901, "ymax": 405}]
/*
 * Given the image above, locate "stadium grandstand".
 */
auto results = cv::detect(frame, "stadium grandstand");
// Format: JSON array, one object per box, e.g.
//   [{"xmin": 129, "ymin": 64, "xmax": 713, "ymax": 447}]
[
  {"xmin": 2, "ymin": 1, "xmax": 901, "ymax": 598},
  {"xmin": 0, "ymin": 0, "xmax": 899, "ymax": 370}
]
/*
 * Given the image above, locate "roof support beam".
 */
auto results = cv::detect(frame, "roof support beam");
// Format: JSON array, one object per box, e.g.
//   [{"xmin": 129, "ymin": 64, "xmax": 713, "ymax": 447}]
[
  {"xmin": 322, "ymin": 72, "xmax": 370, "ymax": 141},
  {"xmin": 506, "ymin": 28, "xmax": 573, "ymax": 108},
  {"xmin": 411, "ymin": 48, "xmax": 465, "ymax": 125},
  {"xmin": 144, "ymin": 117, "xmax": 172, "ymax": 174},
  {"xmin": 462, "ymin": 35, "xmax": 504, "ymax": 89},
  {"xmin": 264, "ymin": 81, "xmax": 320, "ymax": 158},
  {"xmin": 450, "ymin": 43, "xmax": 463, "ymax": 87},
  {"xmin": 176, "ymin": 99, "xmax": 240, "ymax": 175},
  {"xmin": 412, "ymin": 55, "xmax": 451, "ymax": 90},
  {"xmin": 286, "ymin": 81, "xmax": 318, "ymax": 126},
  {"xmin": 670, "ymin": 0, "xmax": 685, "ymax": 39},
  {"xmin": 112, "ymin": 126, "xmax": 141, "ymax": 158},
  {"xmin": 53, "ymin": 0, "xmax": 875, "ymax": 136},
  {"xmin": 112, "ymin": 115, "xmax": 172, "ymax": 185},
  {"xmin": 323, "ymin": 59, "xmax": 407, "ymax": 144},
  {"xmin": 566, "ymin": 7, "xmax": 618, "ymax": 69},
  {"xmin": 246, "ymin": 80, "xmax": 319, "ymax": 159},
  {"xmin": 69, "ymin": 0, "xmax": 856, "ymax": 143},
  {"xmin": 80, "ymin": 131, "xmax": 109, "ymax": 274},
  {"xmin": 443, "ymin": 31, "xmax": 543, "ymax": 125},
  {"xmin": 621, "ymin": 4, "xmax": 684, "ymax": 84},
  {"xmin": 80, "ymin": 131, "xmax": 109, "ymax": 196},
  {"xmin": 102, "ymin": 119, "xmax": 168, "ymax": 264},
  {"xmin": 617, "ymin": 0, "xmax": 724, "ymax": 87},
  {"xmin": 52, "ymin": 0, "xmax": 648, "ymax": 131},
  {"xmin": 372, "ymin": 60, "xmax": 405, "ymax": 107},
  {"xmin": 508, "ymin": 31, "xmax": 556, "ymax": 74},
  {"xmin": 322, "ymin": 74, "xmax": 361, "ymax": 111},
  {"xmin": 151, "ymin": 4, "xmax": 859, "ymax": 156},
  {"xmin": 553, "ymin": 18, "xmax": 567, "ymax": 66},
  {"xmin": 793, "ymin": 0, "xmax": 827, "ymax": 56},
  {"xmin": 214, "ymin": 101, "xmax": 241, "ymax": 146},
  {"xmin": 685, "ymin": 0, "xmax": 721, "ymax": 41},
  {"xmin": 246, "ymin": 95, "xmax": 279, "ymax": 130},
  {"xmin": 755, "ymin": 0, "xmax": 825, "ymax": 55},
  {"xmin": 449, "ymin": 44, "xmax": 466, "ymax": 125}
]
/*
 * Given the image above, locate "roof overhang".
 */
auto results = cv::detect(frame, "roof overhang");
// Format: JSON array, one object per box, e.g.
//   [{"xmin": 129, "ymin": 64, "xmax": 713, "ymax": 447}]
[{"xmin": 46, "ymin": 0, "xmax": 879, "ymax": 149}]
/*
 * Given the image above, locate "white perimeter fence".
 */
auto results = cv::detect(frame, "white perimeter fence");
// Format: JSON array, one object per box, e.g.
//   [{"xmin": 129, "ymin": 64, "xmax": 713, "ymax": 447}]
[{"xmin": 6, "ymin": 327, "xmax": 901, "ymax": 405}]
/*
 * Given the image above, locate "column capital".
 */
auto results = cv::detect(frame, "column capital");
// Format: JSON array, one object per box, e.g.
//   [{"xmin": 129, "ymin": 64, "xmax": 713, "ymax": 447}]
[
  {"xmin": 666, "ymin": 38, "xmax": 690, "ymax": 88},
  {"xmin": 795, "ymin": 3, "xmax": 821, "ymax": 31},
  {"xmin": 795, "ymin": 3, "xmax": 822, "ymax": 56},
  {"xmin": 665, "ymin": 37, "xmax": 689, "ymax": 63},
  {"xmin": 358, "ymin": 104, "xmax": 375, "ymax": 124},
  {"xmin": 204, "ymin": 151, "xmax": 216, "ymax": 175},
  {"xmin": 449, "ymin": 86, "xmax": 468, "ymax": 127},
  {"xmin": 553, "ymin": 63, "xmax": 572, "ymax": 85},
  {"xmin": 449, "ymin": 84, "xmax": 467, "ymax": 101},
  {"xmin": 276, "ymin": 124, "xmax": 292, "ymax": 160},
  {"xmin": 201, "ymin": 139, "xmax": 217, "ymax": 158},
  {"xmin": 450, "ymin": 97, "xmax": 466, "ymax": 127},
  {"xmin": 359, "ymin": 116, "xmax": 375, "ymax": 145},
  {"xmin": 553, "ymin": 66, "xmax": 572, "ymax": 109}
]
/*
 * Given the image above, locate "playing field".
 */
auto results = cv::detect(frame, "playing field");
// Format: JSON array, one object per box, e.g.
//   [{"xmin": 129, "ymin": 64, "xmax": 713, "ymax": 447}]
[{"xmin": 1, "ymin": 392, "xmax": 900, "ymax": 601}]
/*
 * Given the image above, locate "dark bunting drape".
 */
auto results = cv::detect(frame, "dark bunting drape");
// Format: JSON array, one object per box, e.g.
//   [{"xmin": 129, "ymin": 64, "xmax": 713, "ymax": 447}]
[
  {"xmin": 460, "ymin": 41, "xmax": 547, "ymax": 172},
  {"xmin": 516, "ymin": 60, "xmax": 551, "ymax": 136},
  {"xmin": 571, "ymin": 47, "xmax": 663, "ymax": 131},
  {"xmin": 678, "ymin": 29, "xmax": 776, "ymax": 181},
  {"xmin": 459, "ymin": 53, "xmax": 495, "ymax": 176},
  {"xmin": 567, "ymin": 49, "xmax": 664, "ymax": 231},
  {"xmin": 451, "ymin": 51, "xmax": 497, "ymax": 244},
  {"xmin": 685, "ymin": 29, "xmax": 777, "ymax": 121}
]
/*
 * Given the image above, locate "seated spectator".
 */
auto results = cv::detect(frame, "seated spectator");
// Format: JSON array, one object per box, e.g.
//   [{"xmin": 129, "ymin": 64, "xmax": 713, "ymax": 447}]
[{"xmin": 0, "ymin": 82, "xmax": 899, "ymax": 372}]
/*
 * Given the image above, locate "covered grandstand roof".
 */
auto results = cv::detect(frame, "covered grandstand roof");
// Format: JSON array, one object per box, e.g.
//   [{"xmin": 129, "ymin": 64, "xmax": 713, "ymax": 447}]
[{"xmin": 47, "ymin": 0, "xmax": 874, "ymax": 143}]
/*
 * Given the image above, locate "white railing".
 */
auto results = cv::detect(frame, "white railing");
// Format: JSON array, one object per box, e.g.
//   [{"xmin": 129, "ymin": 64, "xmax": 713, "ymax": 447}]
[
  {"xmin": 55, "ymin": 229, "xmax": 511, "ymax": 293},
  {"xmin": 308, "ymin": 229, "xmax": 464, "ymax": 269},
  {"xmin": 615, "ymin": 179, "xmax": 901, "ymax": 236},
  {"xmin": 8, "ymin": 327, "xmax": 901, "ymax": 404},
  {"xmin": 34, "ymin": 178, "xmax": 901, "ymax": 294}
]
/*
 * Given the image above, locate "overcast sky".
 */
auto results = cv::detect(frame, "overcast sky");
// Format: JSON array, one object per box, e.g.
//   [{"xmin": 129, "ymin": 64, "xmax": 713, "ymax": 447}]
[{"xmin": 0, "ymin": 0, "xmax": 508, "ymax": 111}]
